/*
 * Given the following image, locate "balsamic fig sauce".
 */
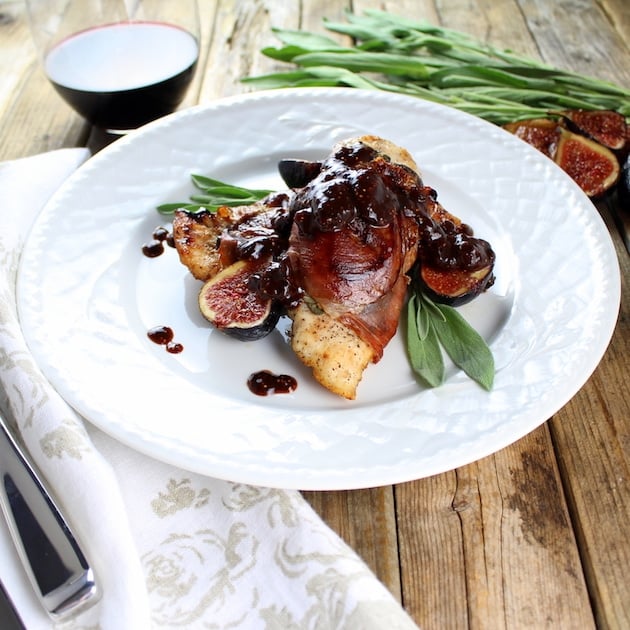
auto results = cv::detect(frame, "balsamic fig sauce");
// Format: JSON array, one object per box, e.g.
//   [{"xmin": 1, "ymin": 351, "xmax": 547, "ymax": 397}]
[
  {"xmin": 142, "ymin": 225, "xmax": 175, "ymax": 258},
  {"xmin": 247, "ymin": 370, "xmax": 297, "ymax": 396},
  {"xmin": 147, "ymin": 325, "xmax": 183, "ymax": 354},
  {"xmin": 223, "ymin": 142, "xmax": 494, "ymax": 310},
  {"xmin": 142, "ymin": 225, "xmax": 297, "ymax": 396},
  {"xmin": 290, "ymin": 142, "xmax": 494, "ymax": 272}
]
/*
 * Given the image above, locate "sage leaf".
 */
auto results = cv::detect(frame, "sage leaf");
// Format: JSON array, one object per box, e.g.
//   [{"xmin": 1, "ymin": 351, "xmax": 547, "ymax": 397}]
[
  {"xmin": 156, "ymin": 175, "xmax": 272, "ymax": 215},
  {"xmin": 420, "ymin": 293, "xmax": 446, "ymax": 322},
  {"xmin": 407, "ymin": 294, "xmax": 444, "ymax": 388},
  {"xmin": 415, "ymin": 296, "xmax": 430, "ymax": 340},
  {"xmin": 432, "ymin": 303, "xmax": 495, "ymax": 390}
]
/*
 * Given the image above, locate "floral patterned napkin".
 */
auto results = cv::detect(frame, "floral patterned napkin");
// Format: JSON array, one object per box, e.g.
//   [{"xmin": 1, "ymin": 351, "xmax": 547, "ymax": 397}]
[{"xmin": 0, "ymin": 150, "xmax": 419, "ymax": 630}]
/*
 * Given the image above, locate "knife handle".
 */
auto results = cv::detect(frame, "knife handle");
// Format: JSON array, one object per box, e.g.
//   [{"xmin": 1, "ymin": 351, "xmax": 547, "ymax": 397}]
[{"xmin": 0, "ymin": 413, "xmax": 97, "ymax": 619}]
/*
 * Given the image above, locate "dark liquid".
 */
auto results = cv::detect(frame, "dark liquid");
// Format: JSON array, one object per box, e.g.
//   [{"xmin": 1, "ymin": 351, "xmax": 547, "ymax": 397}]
[
  {"xmin": 142, "ymin": 225, "xmax": 174, "ymax": 257},
  {"xmin": 247, "ymin": 370, "xmax": 298, "ymax": 396},
  {"xmin": 45, "ymin": 22, "xmax": 198, "ymax": 130},
  {"xmin": 49, "ymin": 65, "xmax": 196, "ymax": 129},
  {"xmin": 147, "ymin": 325, "xmax": 184, "ymax": 354}
]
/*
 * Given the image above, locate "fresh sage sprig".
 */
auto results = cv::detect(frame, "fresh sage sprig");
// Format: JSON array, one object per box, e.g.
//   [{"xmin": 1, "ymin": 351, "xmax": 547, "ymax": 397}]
[
  {"xmin": 157, "ymin": 174, "xmax": 273, "ymax": 215},
  {"xmin": 406, "ymin": 292, "xmax": 445, "ymax": 387},
  {"xmin": 407, "ymin": 290, "xmax": 495, "ymax": 390},
  {"xmin": 243, "ymin": 10, "xmax": 630, "ymax": 123}
]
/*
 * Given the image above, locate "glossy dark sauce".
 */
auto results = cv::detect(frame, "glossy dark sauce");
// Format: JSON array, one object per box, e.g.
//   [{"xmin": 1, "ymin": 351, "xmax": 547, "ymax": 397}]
[
  {"xmin": 144, "ymin": 140, "xmax": 495, "ymax": 394},
  {"xmin": 290, "ymin": 143, "xmax": 494, "ymax": 273},
  {"xmin": 147, "ymin": 325, "xmax": 183, "ymax": 354},
  {"xmin": 247, "ymin": 370, "xmax": 298, "ymax": 396},
  {"xmin": 219, "ymin": 142, "xmax": 494, "ymax": 315},
  {"xmin": 142, "ymin": 225, "xmax": 175, "ymax": 258}
]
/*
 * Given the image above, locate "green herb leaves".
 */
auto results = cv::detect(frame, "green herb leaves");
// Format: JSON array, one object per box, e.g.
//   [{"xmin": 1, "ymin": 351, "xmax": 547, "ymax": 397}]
[
  {"xmin": 243, "ymin": 10, "xmax": 630, "ymax": 124},
  {"xmin": 406, "ymin": 293, "xmax": 444, "ymax": 387},
  {"xmin": 157, "ymin": 175, "xmax": 273, "ymax": 215},
  {"xmin": 407, "ymin": 291, "xmax": 494, "ymax": 390}
]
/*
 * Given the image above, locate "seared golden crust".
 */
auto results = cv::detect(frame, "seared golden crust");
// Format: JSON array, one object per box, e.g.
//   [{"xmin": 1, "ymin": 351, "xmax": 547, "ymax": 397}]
[
  {"xmin": 172, "ymin": 204, "xmax": 267, "ymax": 281},
  {"xmin": 289, "ymin": 302, "xmax": 374, "ymax": 400},
  {"xmin": 351, "ymin": 135, "xmax": 420, "ymax": 173}
]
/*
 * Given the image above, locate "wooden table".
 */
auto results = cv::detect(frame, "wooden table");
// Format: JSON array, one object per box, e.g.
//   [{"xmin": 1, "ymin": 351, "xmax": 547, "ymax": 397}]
[{"xmin": 1, "ymin": 1, "xmax": 628, "ymax": 627}]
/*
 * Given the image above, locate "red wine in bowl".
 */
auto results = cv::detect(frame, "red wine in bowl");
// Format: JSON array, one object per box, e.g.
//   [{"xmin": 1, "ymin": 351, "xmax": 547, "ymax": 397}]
[{"xmin": 45, "ymin": 22, "xmax": 199, "ymax": 130}]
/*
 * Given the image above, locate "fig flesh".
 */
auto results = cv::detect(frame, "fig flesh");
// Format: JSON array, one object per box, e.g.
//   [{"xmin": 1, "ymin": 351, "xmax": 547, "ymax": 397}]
[
  {"xmin": 555, "ymin": 130, "xmax": 620, "ymax": 197},
  {"xmin": 504, "ymin": 118, "xmax": 620, "ymax": 197},
  {"xmin": 503, "ymin": 118, "xmax": 561, "ymax": 158},
  {"xmin": 561, "ymin": 109, "xmax": 628, "ymax": 152},
  {"xmin": 417, "ymin": 263, "xmax": 495, "ymax": 307},
  {"xmin": 198, "ymin": 258, "xmax": 282, "ymax": 340}
]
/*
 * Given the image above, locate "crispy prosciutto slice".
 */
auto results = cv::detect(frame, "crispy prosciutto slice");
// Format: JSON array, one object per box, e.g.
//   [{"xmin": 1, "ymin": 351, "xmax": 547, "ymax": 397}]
[{"xmin": 287, "ymin": 136, "xmax": 424, "ymax": 363}]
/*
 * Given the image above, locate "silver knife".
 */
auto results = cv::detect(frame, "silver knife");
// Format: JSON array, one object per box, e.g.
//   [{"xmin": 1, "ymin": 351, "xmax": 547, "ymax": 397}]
[{"xmin": 0, "ymin": 412, "xmax": 98, "ymax": 619}]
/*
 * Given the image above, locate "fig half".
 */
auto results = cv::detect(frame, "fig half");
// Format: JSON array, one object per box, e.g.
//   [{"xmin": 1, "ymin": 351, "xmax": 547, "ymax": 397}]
[
  {"xmin": 198, "ymin": 259, "xmax": 281, "ymax": 341},
  {"xmin": 503, "ymin": 118, "xmax": 561, "ymax": 158},
  {"xmin": 555, "ymin": 130, "xmax": 620, "ymax": 198},
  {"xmin": 561, "ymin": 109, "xmax": 628, "ymax": 152},
  {"xmin": 504, "ymin": 118, "xmax": 620, "ymax": 197},
  {"xmin": 417, "ymin": 264, "xmax": 495, "ymax": 307}
]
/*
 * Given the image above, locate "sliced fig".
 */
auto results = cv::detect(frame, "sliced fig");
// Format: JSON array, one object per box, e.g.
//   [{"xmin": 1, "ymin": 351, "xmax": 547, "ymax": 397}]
[
  {"xmin": 504, "ymin": 118, "xmax": 620, "ymax": 197},
  {"xmin": 278, "ymin": 159, "xmax": 322, "ymax": 188},
  {"xmin": 555, "ymin": 130, "xmax": 620, "ymax": 198},
  {"xmin": 561, "ymin": 109, "xmax": 628, "ymax": 152},
  {"xmin": 503, "ymin": 118, "xmax": 562, "ymax": 158},
  {"xmin": 198, "ymin": 259, "xmax": 281, "ymax": 341},
  {"xmin": 418, "ymin": 264, "xmax": 495, "ymax": 307}
]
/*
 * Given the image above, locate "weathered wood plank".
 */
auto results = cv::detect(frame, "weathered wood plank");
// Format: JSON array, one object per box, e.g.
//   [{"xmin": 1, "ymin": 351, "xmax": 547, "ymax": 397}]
[
  {"xmin": 395, "ymin": 471, "xmax": 468, "ymax": 628},
  {"xmin": 397, "ymin": 427, "xmax": 594, "ymax": 629},
  {"xmin": 302, "ymin": 487, "xmax": 402, "ymax": 603},
  {"xmin": 510, "ymin": 3, "xmax": 630, "ymax": 628},
  {"xmin": 199, "ymin": 0, "xmax": 297, "ymax": 101},
  {"xmin": 550, "ymin": 213, "xmax": 630, "ymax": 629},
  {"xmin": 517, "ymin": 0, "xmax": 630, "ymax": 86},
  {"xmin": 0, "ymin": 1, "xmax": 86, "ymax": 160},
  {"xmin": 0, "ymin": 1, "xmax": 37, "ymax": 118}
]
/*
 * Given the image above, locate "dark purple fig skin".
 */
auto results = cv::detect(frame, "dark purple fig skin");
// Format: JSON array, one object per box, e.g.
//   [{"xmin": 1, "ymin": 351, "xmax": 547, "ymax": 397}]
[
  {"xmin": 418, "ymin": 264, "xmax": 495, "ymax": 307},
  {"xmin": 620, "ymin": 154, "xmax": 630, "ymax": 206},
  {"xmin": 278, "ymin": 159, "xmax": 322, "ymax": 189},
  {"xmin": 221, "ymin": 301, "xmax": 282, "ymax": 341},
  {"xmin": 199, "ymin": 259, "xmax": 283, "ymax": 341}
]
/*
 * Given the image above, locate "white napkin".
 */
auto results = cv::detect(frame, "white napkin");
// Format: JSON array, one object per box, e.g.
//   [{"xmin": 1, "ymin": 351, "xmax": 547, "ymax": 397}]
[{"xmin": 0, "ymin": 149, "xmax": 420, "ymax": 630}]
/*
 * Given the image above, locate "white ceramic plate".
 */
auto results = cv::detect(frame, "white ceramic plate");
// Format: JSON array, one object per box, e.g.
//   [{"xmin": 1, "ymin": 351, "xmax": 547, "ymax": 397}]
[{"xmin": 17, "ymin": 89, "xmax": 620, "ymax": 490}]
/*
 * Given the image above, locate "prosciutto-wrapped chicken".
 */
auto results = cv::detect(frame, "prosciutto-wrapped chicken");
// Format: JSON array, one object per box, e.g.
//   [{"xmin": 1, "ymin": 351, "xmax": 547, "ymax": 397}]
[{"xmin": 172, "ymin": 135, "xmax": 495, "ymax": 399}]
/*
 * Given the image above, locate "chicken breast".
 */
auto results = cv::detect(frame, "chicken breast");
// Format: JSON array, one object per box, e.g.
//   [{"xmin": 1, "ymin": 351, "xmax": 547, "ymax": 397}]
[{"xmin": 172, "ymin": 135, "xmax": 454, "ymax": 400}]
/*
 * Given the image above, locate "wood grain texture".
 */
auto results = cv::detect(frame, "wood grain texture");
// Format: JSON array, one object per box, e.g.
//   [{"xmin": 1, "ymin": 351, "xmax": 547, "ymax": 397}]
[
  {"xmin": 396, "ymin": 426, "xmax": 594, "ymax": 629},
  {"xmin": 0, "ymin": 1, "xmax": 87, "ymax": 160},
  {"xmin": 302, "ymin": 487, "xmax": 402, "ymax": 603},
  {"xmin": 550, "ymin": 210, "xmax": 630, "ymax": 629},
  {"xmin": 516, "ymin": 0, "xmax": 630, "ymax": 85}
]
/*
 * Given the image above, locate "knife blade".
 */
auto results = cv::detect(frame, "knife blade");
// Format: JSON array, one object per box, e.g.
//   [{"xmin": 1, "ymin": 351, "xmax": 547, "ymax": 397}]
[{"xmin": 0, "ymin": 412, "xmax": 97, "ymax": 619}]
